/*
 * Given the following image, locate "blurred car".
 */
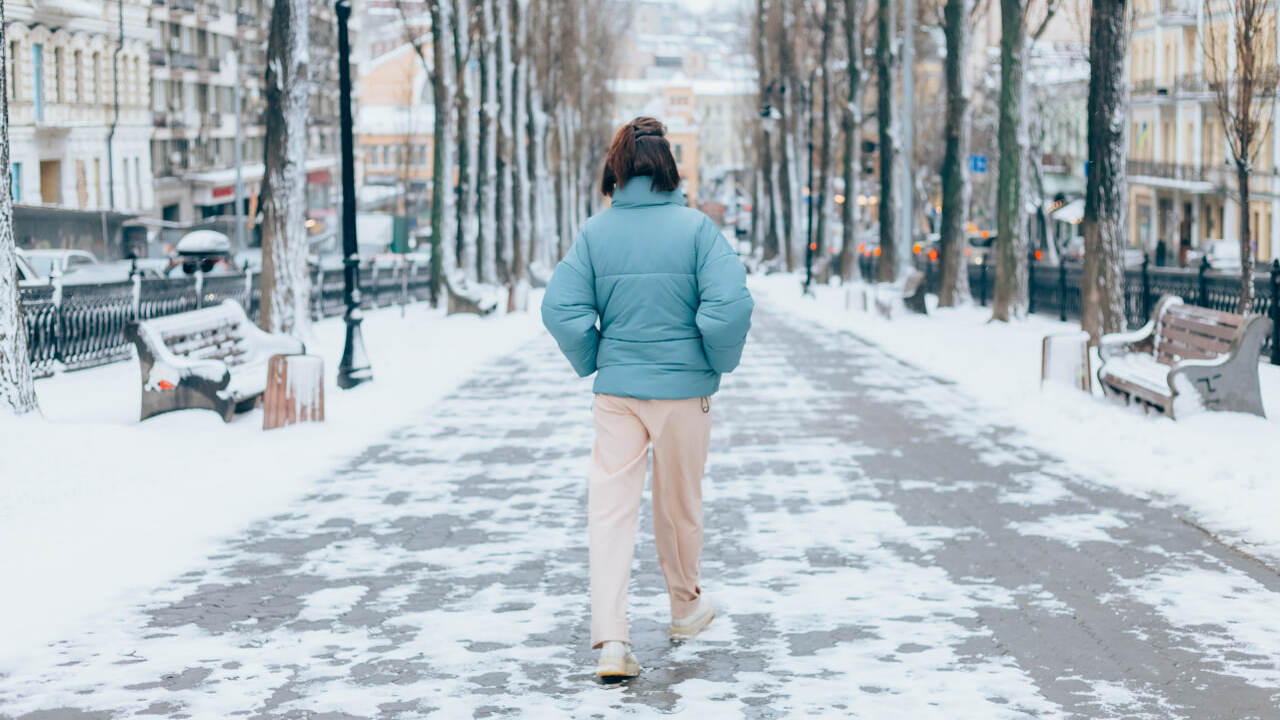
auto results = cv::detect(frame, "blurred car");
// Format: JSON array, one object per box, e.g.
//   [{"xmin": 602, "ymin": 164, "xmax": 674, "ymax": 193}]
[
  {"xmin": 1186, "ymin": 239, "xmax": 1242, "ymax": 271},
  {"xmin": 968, "ymin": 234, "xmax": 996, "ymax": 264},
  {"xmin": 22, "ymin": 249, "xmax": 99, "ymax": 278},
  {"xmin": 14, "ymin": 250, "xmax": 47, "ymax": 287}
]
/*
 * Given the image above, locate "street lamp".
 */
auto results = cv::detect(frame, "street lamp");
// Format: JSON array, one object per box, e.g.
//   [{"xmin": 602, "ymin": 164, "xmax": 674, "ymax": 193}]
[
  {"xmin": 804, "ymin": 65, "xmax": 818, "ymax": 294},
  {"xmin": 335, "ymin": 0, "xmax": 372, "ymax": 389}
]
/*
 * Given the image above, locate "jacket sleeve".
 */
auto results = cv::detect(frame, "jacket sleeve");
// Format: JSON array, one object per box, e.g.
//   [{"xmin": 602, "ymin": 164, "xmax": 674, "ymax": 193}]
[
  {"xmin": 694, "ymin": 219, "xmax": 754, "ymax": 374},
  {"xmin": 541, "ymin": 232, "xmax": 600, "ymax": 377}
]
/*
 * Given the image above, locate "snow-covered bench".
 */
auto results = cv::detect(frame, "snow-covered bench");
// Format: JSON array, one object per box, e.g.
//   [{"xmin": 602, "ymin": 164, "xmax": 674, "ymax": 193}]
[
  {"xmin": 126, "ymin": 300, "xmax": 304, "ymax": 422},
  {"xmin": 444, "ymin": 272, "xmax": 502, "ymax": 317},
  {"xmin": 1097, "ymin": 295, "xmax": 1271, "ymax": 418}
]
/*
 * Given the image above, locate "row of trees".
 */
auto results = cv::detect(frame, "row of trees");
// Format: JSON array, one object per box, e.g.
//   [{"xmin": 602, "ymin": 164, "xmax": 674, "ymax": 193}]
[
  {"xmin": 751, "ymin": 0, "xmax": 1275, "ymax": 335},
  {"xmin": 0, "ymin": 0, "xmax": 622, "ymax": 415},
  {"xmin": 401, "ymin": 0, "xmax": 618, "ymax": 300}
]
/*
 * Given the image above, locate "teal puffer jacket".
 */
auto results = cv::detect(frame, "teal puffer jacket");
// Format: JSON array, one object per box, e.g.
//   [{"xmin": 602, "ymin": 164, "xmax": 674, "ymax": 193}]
[{"xmin": 541, "ymin": 178, "xmax": 754, "ymax": 399}]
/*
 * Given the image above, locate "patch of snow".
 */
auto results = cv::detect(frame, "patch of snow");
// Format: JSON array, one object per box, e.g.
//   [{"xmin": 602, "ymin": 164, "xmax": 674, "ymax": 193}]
[
  {"xmin": 753, "ymin": 274, "xmax": 1280, "ymax": 565},
  {"xmin": 0, "ymin": 295, "xmax": 545, "ymax": 665}
]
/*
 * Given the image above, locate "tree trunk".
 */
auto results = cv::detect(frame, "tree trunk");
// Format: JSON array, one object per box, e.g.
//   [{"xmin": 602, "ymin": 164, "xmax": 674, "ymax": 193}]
[
  {"xmin": 259, "ymin": 0, "xmax": 311, "ymax": 337},
  {"xmin": 814, "ymin": 0, "xmax": 835, "ymax": 277},
  {"xmin": 839, "ymin": 0, "xmax": 863, "ymax": 281},
  {"xmin": 453, "ymin": 0, "xmax": 478, "ymax": 282},
  {"xmin": 938, "ymin": 0, "xmax": 972, "ymax": 305},
  {"xmin": 510, "ymin": 0, "xmax": 529, "ymax": 285},
  {"xmin": 1082, "ymin": 0, "xmax": 1128, "ymax": 341},
  {"xmin": 776, "ymin": 1, "xmax": 798, "ymax": 272},
  {"xmin": 992, "ymin": 0, "xmax": 1028, "ymax": 321},
  {"xmin": 875, "ymin": 0, "xmax": 898, "ymax": 282},
  {"xmin": 1236, "ymin": 163, "xmax": 1256, "ymax": 312},
  {"xmin": 477, "ymin": 0, "xmax": 498, "ymax": 284},
  {"xmin": 0, "ymin": 4, "xmax": 39, "ymax": 416},
  {"xmin": 428, "ymin": 0, "xmax": 457, "ymax": 303},
  {"xmin": 494, "ymin": 0, "xmax": 514, "ymax": 284}
]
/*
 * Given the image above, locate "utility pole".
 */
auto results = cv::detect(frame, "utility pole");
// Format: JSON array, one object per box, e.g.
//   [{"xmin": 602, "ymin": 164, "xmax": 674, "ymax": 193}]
[
  {"xmin": 335, "ymin": 0, "xmax": 372, "ymax": 388},
  {"xmin": 233, "ymin": 44, "xmax": 245, "ymax": 251},
  {"xmin": 900, "ymin": 0, "xmax": 915, "ymax": 272}
]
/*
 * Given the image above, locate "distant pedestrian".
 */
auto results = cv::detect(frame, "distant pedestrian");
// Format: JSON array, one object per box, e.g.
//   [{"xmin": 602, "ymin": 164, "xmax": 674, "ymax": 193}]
[{"xmin": 541, "ymin": 117, "xmax": 754, "ymax": 681}]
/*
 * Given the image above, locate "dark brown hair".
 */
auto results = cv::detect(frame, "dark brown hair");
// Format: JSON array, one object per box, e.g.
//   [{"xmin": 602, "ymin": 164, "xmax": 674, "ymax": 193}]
[{"xmin": 600, "ymin": 117, "xmax": 681, "ymax": 197}]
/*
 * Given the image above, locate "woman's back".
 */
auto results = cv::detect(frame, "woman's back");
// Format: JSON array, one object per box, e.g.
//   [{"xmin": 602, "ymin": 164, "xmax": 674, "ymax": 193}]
[{"xmin": 541, "ymin": 119, "xmax": 752, "ymax": 401}]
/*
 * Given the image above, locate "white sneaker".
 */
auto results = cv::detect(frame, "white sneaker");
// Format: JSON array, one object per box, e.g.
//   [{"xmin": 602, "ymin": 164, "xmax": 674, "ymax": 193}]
[
  {"xmin": 669, "ymin": 595, "xmax": 716, "ymax": 641},
  {"xmin": 596, "ymin": 641, "xmax": 641, "ymax": 680}
]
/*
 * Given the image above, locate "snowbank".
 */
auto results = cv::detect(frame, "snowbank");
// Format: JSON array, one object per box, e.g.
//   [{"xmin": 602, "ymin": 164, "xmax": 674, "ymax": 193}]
[
  {"xmin": 0, "ymin": 296, "xmax": 544, "ymax": 666},
  {"xmin": 753, "ymin": 274, "xmax": 1280, "ymax": 566}
]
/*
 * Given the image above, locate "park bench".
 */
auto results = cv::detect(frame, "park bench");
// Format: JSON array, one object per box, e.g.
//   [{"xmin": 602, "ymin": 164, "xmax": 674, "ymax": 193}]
[
  {"xmin": 1097, "ymin": 295, "xmax": 1271, "ymax": 418},
  {"xmin": 444, "ymin": 272, "xmax": 502, "ymax": 316},
  {"xmin": 126, "ymin": 300, "xmax": 304, "ymax": 422}
]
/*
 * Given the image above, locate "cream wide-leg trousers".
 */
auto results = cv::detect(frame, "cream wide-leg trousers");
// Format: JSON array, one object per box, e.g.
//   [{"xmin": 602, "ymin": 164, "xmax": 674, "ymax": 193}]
[{"xmin": 589, "ymin": 393, "xmax": 713, "ymax": 648}]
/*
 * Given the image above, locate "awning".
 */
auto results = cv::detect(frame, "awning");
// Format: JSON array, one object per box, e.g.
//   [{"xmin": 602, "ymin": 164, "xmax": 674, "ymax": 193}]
[{"xmin": 1051, "ymin": 198, "xmax": 1085, "ymax": 224}]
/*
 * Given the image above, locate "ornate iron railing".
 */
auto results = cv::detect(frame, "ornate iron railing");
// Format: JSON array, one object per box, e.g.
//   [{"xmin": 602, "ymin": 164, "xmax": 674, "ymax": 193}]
[
  {"xmin": 19, "ymin": 262, "xmax": 436, "ymax": 378},
  {"xmin": 858, "ymin": 252, "xmax": 1280, "ymax": 365}
]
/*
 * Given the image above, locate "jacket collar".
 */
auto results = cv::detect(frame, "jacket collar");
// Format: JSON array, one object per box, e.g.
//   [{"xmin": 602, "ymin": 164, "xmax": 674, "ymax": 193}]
[{"xmin": 611, "ymin": 177, "xmax": 685, "ymax": 208}]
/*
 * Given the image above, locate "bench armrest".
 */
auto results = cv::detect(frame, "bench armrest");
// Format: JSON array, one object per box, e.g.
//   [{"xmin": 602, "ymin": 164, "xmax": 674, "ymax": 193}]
[
  {"xmin": 1166, "ymin": 315, "xmax": 1272, "ymax": 417},
  {"xmin": 1099, "ymin": 295, "xmax": 1183, "ymax": 361},
  {"xmin": 1098, "ymin": 323, "xmax": 1155, "ymax": 361},
  {"xmin": 235, "ymin": 316, "xmax": 307, "ymax": 356}
]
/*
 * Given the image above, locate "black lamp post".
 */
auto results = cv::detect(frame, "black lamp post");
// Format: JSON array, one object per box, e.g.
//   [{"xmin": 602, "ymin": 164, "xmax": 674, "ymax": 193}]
[
  {"xmin": 804, "ymin": 66, "xmax": 817, "ymax": 293},
  {"xmin": 335, "ymin": 0, "xmax": 372, "ymax": 389}
]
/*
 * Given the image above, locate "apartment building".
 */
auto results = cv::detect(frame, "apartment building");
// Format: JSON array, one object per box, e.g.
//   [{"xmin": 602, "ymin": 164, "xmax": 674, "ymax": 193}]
[
  {"xmin": 1128, "ymin": 0, "xmax": 1278, "ymax": 263},
  {"xmin": 356, "ymin": 43, "xmax": 434, "ymax": 215},
  {"xmin": 5, "ymin": 0, "xmax": 154, "ymax": 258},
  {"xmin": 149, "ymin": 0, "xmax": 345, "ymax": 241}
]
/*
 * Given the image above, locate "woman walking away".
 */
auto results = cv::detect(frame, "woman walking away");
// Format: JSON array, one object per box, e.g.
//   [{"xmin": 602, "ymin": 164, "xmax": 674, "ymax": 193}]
[{"xmin": 542, "ymin": 117, "xmax": 754, "ymax": 681}]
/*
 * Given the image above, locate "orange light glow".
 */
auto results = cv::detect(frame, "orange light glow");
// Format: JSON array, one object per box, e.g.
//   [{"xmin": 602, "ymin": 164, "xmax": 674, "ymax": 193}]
[
  {"xmin": 873, "ymin": 248, "xmax": 882, "ymax": 256},
  {"xmin": 981, "ymin": 230, "xmax": 990, "ymax": 239},
  {"xmin": 929, "ymin": 250, "xmax": 939, "ymax": 261},
  {"xmin": 858, "ymin": 243, "xmax": 865, "ymax": 253},
  {"xmin": 159, "ymin": 380, "xmax": 175, "ymax": 391},
  {"xmin": 912, "ymin": 244, "xmax": 922, "ymax": 255},
  {"xmin": 1034, "ymin": 250, "xmax": 1043, "ymax": 261},
  {"xmin": 965, "ymin": 247, "xmax": 971, "ymax": 255},
  {"xmin": 809, "ymin": 243, "xmax": 818, "ymax": 251}
]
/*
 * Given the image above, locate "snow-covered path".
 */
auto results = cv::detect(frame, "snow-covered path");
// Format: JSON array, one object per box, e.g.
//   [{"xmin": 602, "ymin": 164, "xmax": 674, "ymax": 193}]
[{"xmin": 3, "ymin": 301, "xmax": 1279, "ymax": 718}]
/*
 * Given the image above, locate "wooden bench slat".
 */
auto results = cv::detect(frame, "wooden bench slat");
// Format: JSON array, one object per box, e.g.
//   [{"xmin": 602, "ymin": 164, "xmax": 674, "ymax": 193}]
[
  {"xmin": 1159, "ymin": 314, "xmax": 1241, "ymax": 343},
  {"xmin": 1099, "ymin": 372, "xmax": 1173, "ymax": 410},
  {"xmin": 1158, "ymin": 326, "xmax": 1232, "ymax": 358},
  {"xmin": 1163, "ymin": 303, "xmax": 1243, "ymax": 325}
]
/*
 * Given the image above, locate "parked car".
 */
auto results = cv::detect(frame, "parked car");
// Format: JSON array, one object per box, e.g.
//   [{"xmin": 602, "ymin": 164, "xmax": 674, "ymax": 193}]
[
  {"xmin": 968, "ymin": 234, "xmax": 996, "ymax": 265},
  {"xmin": 14, "ymin": 250, "xmax": 47, "ymax": 287},
  {"xmin": 22, "ymin": 249, "xmax": 99, "ymax": 279},
  {"xmin": 1186, "ymin": 239, "xmax": 1242, "ymax": 271}
]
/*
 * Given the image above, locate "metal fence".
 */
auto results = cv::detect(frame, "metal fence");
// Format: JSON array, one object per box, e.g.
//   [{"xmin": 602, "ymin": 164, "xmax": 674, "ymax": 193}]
[
  {"xmin": 20, "ymin": 262, "xmax": 435, "ymax": 378},
  {"xmin": 857, "ymin": 252, "xmax": 1280, "ymax": 365}
]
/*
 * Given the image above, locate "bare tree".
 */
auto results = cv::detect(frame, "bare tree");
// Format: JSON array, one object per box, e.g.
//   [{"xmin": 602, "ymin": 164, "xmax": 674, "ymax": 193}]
[
  {"xmin": 875, "ymin": 0, "xmax": 899, "ymax": 281},
  {"xmin": 1203, "ymin": 0, "xmax": 1279, "ymax": 312},
  {"xmin": 937, "ymin": 0, "xmax": 976, "ymax": 305},
  {"xmin": 477, "ymin": 0, "xmax": 499, "ymax": 283},
  {"xmin": 991, "ymin": 0, "xmax": 1058, "ymax": 321},
  {"xmin": 814, "ymin": 0, "xmax": 836, "ymax": 278},
  {"xmin": 259, "ymin": 0, "xmax": 312, "ymax": 336},
  {"xmin": 0, "ymin": 4, "xmax": 39, "ymax": 416},
  {"xmin": 838, "ymin": 0, "xmax": 865, "ymax": 281},
  {"xmin": 1081, "ymin": 0, "xmax": 1128, "ymax": 341}
]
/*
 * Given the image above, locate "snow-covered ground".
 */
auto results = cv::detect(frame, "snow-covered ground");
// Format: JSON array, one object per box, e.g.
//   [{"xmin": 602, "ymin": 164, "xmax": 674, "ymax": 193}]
[
  {"xmin": 753, "ymin": 274, "xmax": 1280, "ymax": 566},
  {"xmin": 0, "ymin": 297, "xmax": 544, "ymax": 662}
]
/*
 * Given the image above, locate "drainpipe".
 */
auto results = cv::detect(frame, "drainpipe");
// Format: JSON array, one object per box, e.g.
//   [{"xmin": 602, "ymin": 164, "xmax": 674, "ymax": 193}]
[{"xmin": 106, "ymin": 0, "xmax": 123, "ymax": 213}]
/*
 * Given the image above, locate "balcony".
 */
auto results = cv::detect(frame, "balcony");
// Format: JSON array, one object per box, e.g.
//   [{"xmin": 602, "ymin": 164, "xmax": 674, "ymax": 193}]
[
  {"xmin": 149, "ymin": 48, "xmax": 168, "ymax": 67},
  {"xmin": 170, "ymin": 52, "xmax": 199, "ymax": 71},
  {"xmin": 1158, "ymin": 0, "xmax": 1197, "ymax": 24},
  {"xmin": 1127, "ymin": 159, "xmax": 1207, "ymax": 183}
]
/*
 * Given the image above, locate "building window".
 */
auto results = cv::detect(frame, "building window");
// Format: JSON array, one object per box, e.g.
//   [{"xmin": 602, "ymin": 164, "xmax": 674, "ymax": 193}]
[
  {"xmin": 8, "ymin": 41, "xmax": 17, "ymax": 101},
  {"xmin": 53, "ymin": 47, "xmax": 63, "ymax": 103},
  {"xmin": 32, "ymin": 43, "xmax": 43, "ymax": 121},
  {"xmin": 10, "ymin": 162, "xmax": 20, "ymax": 202},
  {"xmin": 73, "ymin": 49, "xmax": 83, "ymax": 103}
]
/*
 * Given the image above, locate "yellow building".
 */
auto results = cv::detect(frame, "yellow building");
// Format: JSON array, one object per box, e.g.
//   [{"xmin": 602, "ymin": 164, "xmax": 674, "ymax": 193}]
[
  {"xmin": 1128, "ymin": 0, "xmax": 1277, "ymax": 263},
  {"xmin": 356, "ymin": 44, "xmax": 435, "ymax": 213}
]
